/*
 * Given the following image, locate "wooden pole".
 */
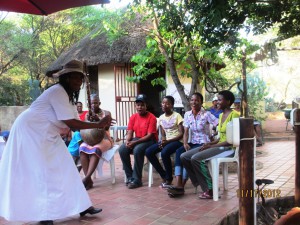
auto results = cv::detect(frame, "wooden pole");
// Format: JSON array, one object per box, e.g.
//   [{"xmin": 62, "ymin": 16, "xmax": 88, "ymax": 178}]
[
  {"xmin": 294, "ymin": 109, "xmax": 300, "ymax": 206},
  {"xmin": 239, "ymin": 118, "xmax": 255, "ymax": 225}
]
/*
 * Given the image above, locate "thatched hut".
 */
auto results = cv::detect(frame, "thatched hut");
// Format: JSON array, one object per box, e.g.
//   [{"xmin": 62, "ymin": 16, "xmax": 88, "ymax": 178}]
[
  {"xmin": 46, "ymin": 29, "xmax": 148, "ymax": 76},
  {"xmin": 46, "ymin": 21, "xmax": 165, "ymax": 126}
]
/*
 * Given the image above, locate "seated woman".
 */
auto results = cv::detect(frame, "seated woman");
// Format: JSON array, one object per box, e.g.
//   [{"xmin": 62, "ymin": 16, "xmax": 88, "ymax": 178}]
[
  {"xmin": 180, "ymin": 90, "xmax": 240, "ymax": 199},
  {"xmin": 167, "ymin": 92, "xmax": 219, "ymax": 196},
  {"xmin": 68, "ymin": 102, "xmax": 88, "ymax": 169},
  {"xmin": 119, "ymin": 94, "xmax": 157, "ymax": 189},
  {"xmin": 145, "ymin": 96, "xmax": 183, "ymax": 188},
  {"xmin": 79, "ymin": 94, "xmax": 113, "ymax": 190}
]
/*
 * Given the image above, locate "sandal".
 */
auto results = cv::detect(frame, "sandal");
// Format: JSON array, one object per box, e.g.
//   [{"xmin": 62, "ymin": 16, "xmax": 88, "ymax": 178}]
[
  {"xmin": 199, "ymin": 190, "xmax": 213, "ymax": 199},
  {"xmin": 83, "ymin": 178, "xmax": 93, "ymax": 190}
]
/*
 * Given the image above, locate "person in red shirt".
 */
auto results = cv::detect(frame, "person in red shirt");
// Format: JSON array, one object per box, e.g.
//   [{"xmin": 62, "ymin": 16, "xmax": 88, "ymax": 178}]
[
  {"xmin": 76, "ymin": 101, "xmax": 88, "ymax": 121},
  {"xmin": 119, "ymin": 94, "xmax": 158, "ymax": 189}
]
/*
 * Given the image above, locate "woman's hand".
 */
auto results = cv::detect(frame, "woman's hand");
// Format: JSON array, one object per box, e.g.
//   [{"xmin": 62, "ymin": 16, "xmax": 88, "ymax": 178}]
[
  {"xmin": 184, "ymin": 143, "xmax": 191, "ymax": 151},
  {"xmin": 97, "ymin": 115, "xmax": 115, "ymax": 129},
  {"xmin": 199, "ymin": 143, "xmax": 211, "ymax": 151},
  {"xmin": 159, "ymin": 139, "xmax": 168, "ymax": 149}
]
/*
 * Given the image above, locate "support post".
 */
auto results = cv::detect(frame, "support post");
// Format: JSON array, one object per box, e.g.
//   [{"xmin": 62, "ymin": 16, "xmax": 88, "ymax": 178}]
[
  {"xmin": 239, "ymin": 118, "xmax": 255, "ymax": 225},
  {"xmin": 294, "ymin": 109, "xmax": 300, "ymax": 206}
]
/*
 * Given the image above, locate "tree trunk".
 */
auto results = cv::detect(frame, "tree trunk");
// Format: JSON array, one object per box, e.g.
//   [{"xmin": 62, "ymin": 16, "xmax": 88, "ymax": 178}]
[
  {"xmin": 242, "ymin": 51, "xmax": 249, "ymax": 117},
  {"xmin": 152, "ymin": 16, "xmax": 190, "ymax": 111}
]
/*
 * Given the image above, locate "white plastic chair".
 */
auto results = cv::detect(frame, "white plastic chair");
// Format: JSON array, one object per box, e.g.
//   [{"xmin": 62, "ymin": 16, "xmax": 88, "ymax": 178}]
[
  {"xmin": 208, "ymin": 147, "xmax": 239, "ymax": 201},
  {"xmin": 93, "ymin": 125, "xmax": 127, "ymax": 184},
  {"xmin": 207, "ymin": 118, "xmax": 240, "ymax": 201},
  {"xmin": 148, "ymin": 128, "xmax": 192, "ymax": 187}
]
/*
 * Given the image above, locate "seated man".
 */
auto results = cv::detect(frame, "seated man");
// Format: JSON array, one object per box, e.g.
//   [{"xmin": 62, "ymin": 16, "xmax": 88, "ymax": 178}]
[
  {"xmin": 119, "ymin": 94, "xmax": 158, "ymax": 189},
  {"xmin": 254, "ymin": 120, "xmax": 263, "ymax": 147},
  {"xmin": 67, "ymin": 101, "xmax": 88, "ymax": 169},
  {"xmin": 79, "ymin": 94, "xmax": 113, "ymax": 190},
  {"xmin": 233, "ymin": 97, "xmax": 241, "ymax": 113},
  {"xmin": 0, "ymin": 131, "xmax": 9, "ymax": 143},
  {"xmin": 68, "ymin": 131, "xmax": 83, "ymax": 171}
]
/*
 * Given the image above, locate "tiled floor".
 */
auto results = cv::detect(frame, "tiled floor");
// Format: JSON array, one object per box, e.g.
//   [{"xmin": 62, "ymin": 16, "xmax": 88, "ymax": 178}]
[{"xmin": 0, "ymin": 140, "xmax": 296, "ymax": 225}]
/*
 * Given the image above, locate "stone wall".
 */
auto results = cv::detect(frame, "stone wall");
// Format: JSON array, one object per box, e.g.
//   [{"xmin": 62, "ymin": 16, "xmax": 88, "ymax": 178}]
[{"xmin": 0, "ymin": 106, "xmax": 29, "ymax": 130}]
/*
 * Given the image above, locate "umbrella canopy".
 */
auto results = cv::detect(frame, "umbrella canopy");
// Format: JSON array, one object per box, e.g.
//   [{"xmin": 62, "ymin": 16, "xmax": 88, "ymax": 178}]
[{"xmin": 0, "ymin": 0, "xmax": 110, "ymax": 15}]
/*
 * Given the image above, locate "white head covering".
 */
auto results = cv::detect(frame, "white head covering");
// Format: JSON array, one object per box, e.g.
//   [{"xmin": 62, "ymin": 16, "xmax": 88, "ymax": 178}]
[{"xmin": 212, "ymin": 96, "xmax": 218, "ymax": 101}]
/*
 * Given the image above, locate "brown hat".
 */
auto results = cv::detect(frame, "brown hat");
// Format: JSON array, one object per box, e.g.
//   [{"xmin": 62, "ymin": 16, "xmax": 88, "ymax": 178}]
[{"xmin": 52, "ymin": 60, "xmax": 84, "ymax": 78}]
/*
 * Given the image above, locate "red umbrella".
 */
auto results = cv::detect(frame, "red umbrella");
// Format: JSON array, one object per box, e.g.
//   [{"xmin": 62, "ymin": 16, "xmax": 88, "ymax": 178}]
[{"xmin": 0, "ymin": 0, "xmax": 110, "ymax": 15}]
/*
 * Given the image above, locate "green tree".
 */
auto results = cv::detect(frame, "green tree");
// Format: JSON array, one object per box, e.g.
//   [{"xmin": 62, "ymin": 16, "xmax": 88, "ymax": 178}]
[
  {"xmin": 0, "ymin": 67, "xmax": 31, "ymax": 106},
  {"xmin": 246, "ymin": 74, "xmax": 269, "ymax": 121},
  {"xmin": 0, "ymin": 18, "xmax": 27, "ymax": 76},
  {"xmin": 128, "ymin": 0, "xmax": 300, "ymax": 111},
  {"xmin": 0, "ymin": 6, "xmax": 108, "ymax": 105},
  {"xmin": 129, "ymin": 2, "xmax": 231, "ymax": 111},
  {"xmin": 17, "ymin": 6, "xmax": 105, "ymax": 89}
]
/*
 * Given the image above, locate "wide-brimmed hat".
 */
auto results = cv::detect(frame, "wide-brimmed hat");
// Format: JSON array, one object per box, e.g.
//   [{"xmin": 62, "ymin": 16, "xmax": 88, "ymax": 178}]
[
  {"xmin": 135, "ymin": 94, "xmax": 147, "ymax": 103},
  {"xmin": 52, "ymin": 60, "xmax": 84, "ymax": 78}
]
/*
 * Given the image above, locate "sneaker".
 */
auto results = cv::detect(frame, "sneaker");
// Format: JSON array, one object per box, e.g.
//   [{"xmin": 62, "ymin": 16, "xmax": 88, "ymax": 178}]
[
  {"xmin": 199, "ymin": 189, "xmax": 213, "ymax": 199},
  {"xmin": 128, "ymin": 181, "xmax": 143, "ymax": 189},
  {"xmin": 167, "ymin": 186, "xmax": 185, "ymax": 195},
  {"xmin": 125, "ymin": 177, "xmax": 134, "ymax": 186},
  {"xmin": 160, "ymin": 180, "xmax": 172, "ymax": 189}
]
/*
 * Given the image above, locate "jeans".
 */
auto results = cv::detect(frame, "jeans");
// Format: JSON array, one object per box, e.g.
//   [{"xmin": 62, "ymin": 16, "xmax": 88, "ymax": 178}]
[
  {"xmin": 174, "ymin": 143, "xmax": 203, "ymax": 180},
  {"xmin": 145, "ymin": 141, "xmax": 182, "ymax": 182},
  {"xmin": 119, "ymin": 138, "xmax": 155, "ymax": 184}
]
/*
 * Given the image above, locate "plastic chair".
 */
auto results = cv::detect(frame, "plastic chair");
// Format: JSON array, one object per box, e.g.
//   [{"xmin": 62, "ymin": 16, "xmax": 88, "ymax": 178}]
[
  {"xmin": 93, "ymin": 125, "xmax": 127, "ymax": 184},
  {"xmin": 148, "ymin": 128, "xmax": 192, "ymax": 187},
  {"xmin": 148, "ymin": 152, "xmax": 161, "ymax": 187},
  {"xmin": 208, "ymin": 147, "xmax": 239, "ymax": 201}
]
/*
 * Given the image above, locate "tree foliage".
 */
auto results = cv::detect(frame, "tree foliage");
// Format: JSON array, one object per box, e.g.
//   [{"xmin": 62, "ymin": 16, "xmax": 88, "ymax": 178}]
[
  {"xmin": 0, "ymin": 19, "xmax": 27, "ymax": 76},
  {"xmin": 0, "ymin": 6, "xmax": 111, "ymax": 105},
  {"xmin": 129, "ymin": 0, "xmax": 300, "ymax": 111}
]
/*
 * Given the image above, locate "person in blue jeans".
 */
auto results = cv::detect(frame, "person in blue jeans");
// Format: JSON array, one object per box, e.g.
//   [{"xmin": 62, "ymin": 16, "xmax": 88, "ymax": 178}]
[
  {"xmin": 167, "ymin": 92, "xmax": 218, "ymax": 196},
  {"xmin": 119, "ymin": 94, "xmax": 158, "ymax": 189},
  {"xmin": 145, "ymin": 96, "xmax": 184, "ymax": 188}
]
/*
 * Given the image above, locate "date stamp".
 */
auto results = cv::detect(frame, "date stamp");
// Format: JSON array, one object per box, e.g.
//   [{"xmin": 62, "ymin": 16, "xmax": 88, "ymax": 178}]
[{"xmin": 236, "ymin": 189, "xmax": 281, "ymax": 198}]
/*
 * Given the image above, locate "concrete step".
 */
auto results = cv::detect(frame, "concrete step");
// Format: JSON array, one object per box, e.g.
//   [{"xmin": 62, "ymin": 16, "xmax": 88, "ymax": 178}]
[{"xmin": 264, "ymin": 131, "xmax": 295, "ymax": 141}]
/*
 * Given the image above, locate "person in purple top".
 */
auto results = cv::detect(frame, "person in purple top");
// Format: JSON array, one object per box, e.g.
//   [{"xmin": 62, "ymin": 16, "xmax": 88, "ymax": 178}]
[{"xmin": 167, "ymin": 92, "xmax": 218, "ymax": 197}]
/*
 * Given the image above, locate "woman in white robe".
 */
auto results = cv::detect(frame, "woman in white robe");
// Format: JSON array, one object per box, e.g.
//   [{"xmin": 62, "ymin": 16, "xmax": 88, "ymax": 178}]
[{"xmin": 0, "ymin": 60, "xmax": 111, "ymax": 225}]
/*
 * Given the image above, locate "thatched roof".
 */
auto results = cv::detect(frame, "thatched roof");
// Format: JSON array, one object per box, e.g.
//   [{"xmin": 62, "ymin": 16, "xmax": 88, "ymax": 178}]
[{"xmin": 46, "ymin": 20, "xmax": 149, "ymax": 76}]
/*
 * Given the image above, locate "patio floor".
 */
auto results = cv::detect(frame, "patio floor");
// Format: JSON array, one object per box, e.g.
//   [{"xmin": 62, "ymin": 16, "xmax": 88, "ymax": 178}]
[{"xmin": 0, "ymin": 138, "xmax": 296, "ymax": 225}]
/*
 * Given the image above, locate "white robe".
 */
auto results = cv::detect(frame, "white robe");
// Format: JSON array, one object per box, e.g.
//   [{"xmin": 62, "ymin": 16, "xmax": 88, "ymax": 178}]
[{"xmin": 0, "ymin": 84, "xmax": 91, "ymax": 221}]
